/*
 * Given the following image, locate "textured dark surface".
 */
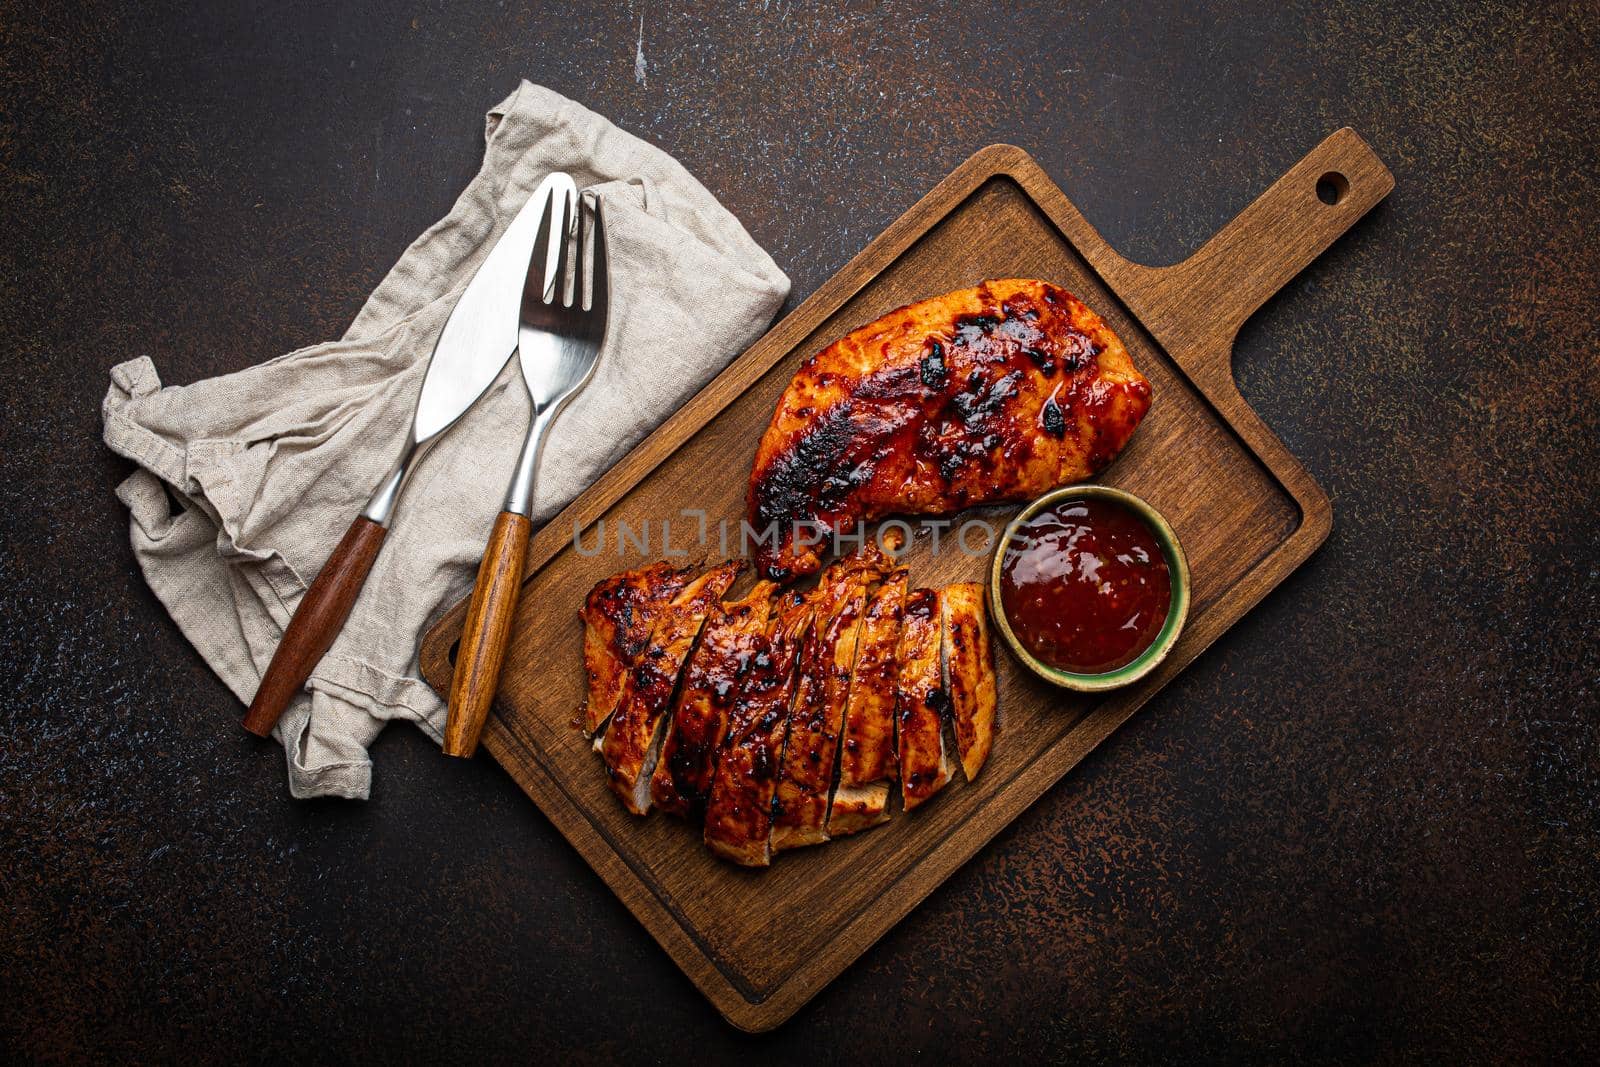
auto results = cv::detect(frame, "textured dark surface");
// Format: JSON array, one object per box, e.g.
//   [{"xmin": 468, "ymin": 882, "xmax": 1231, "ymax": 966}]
[{"xmin": 2, "ymin": 0, "xmax": 1596, "ymax": 1061}]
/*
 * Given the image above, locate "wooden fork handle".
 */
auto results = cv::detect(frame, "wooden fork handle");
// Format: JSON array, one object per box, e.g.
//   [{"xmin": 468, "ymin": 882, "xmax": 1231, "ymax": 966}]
[
  {"xmin": 443, "ymin": 511, "xmax": 532, "ymax": 757},
  {"xmin": 243, "ymin": 516, "xmax": 387, "ymax": 737}
]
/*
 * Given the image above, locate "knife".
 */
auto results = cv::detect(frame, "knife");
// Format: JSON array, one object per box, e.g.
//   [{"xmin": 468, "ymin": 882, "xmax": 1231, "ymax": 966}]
[{"xmin": 241, "ymin": 177, "xmax": 566, "ymax": 738}]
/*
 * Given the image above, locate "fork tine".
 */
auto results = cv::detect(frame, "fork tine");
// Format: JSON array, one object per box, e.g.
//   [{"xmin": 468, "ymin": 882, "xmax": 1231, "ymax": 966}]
[
  {"xmin": 573, "ymin": 193, "xmax": 588, "ymax": 311},
  {"xmin": 551, "ymin": 188, "xmax": 575, "ymax": 307},
  {"xmin": 588, "ymin": 195, "xmax": 609, "ymax": 322},
  {"xmin": 527, "ymin": 183, "xmax": 556, "ymax": 308}
]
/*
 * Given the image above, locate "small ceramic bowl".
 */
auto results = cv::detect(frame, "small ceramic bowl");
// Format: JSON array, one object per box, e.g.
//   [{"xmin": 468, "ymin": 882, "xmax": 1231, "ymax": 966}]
[{"xmin": 988, "ymin": 484, "xmax": 1191, "ymax": 692}]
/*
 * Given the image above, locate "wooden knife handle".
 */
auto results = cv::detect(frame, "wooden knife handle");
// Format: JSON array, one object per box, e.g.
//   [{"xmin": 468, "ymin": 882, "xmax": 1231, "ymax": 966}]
[
  {"xmin": 443, "ymin": 511, "xmax": 533, "ymax": 758},
  {"xmin": 242, "ymin": 516, "xmax": 387, "ymax": 737}
]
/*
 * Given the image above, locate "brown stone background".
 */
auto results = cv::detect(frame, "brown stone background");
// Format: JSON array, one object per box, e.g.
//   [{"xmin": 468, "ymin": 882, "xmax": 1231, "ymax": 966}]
[{"xmin": 3, "ymin": 0, "xmax": 1597, "ymax": 1061}]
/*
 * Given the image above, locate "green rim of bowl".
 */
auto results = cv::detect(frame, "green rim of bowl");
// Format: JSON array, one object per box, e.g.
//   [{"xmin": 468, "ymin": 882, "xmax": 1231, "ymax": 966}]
[{"xmin": 987, "ymin": 484, "xmax": 1191, "ymax": 693}]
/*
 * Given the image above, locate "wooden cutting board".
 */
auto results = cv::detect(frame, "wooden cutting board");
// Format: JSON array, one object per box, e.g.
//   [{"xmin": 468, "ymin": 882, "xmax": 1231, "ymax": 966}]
[{"xmin": 418, "ymin": 129, "xmax": 1392, "ymax": 1031}]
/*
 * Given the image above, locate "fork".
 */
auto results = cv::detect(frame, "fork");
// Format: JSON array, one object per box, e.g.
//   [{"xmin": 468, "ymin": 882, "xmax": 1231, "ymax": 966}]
[{"xmin": 443, "ymin": 180, "xmax": 610, "ymax": 757}]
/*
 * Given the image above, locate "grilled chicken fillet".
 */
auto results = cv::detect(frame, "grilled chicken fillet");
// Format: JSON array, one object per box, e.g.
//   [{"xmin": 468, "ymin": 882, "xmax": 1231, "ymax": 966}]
[
  {"xmin": 896, "ymin": 587, "xmax": 954, "ymax": 810},
  {"xmin": 747, "ymin": 279, "xmax": 1152, "ymax": 580},
  {"xmin": 827, "ymin": 568, "xmax": 907, "ymax": 836},
  {"xmin": 580, "ymin": 562, "xmax": 697, "ymax": 735},
  {"xmin": 704, "ymin": 592, "xmax": 813, "ymax": 867},
  {"xmin": 598, "ymin": 561, "xmax": 741, "ymax": 814},
  {"xmin": 941, "ymin": 582, "xmax": 997, "ymax": 780},
  {"xmin": 649, "ymin": 581, "xmax": 777, "ymax": 818}
]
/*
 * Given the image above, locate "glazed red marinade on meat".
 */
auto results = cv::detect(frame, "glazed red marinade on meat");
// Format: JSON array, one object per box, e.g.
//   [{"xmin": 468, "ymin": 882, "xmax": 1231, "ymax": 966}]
[{"xmin": 747, "ymin": 279, "xmax": 1152, "ymax": 581}]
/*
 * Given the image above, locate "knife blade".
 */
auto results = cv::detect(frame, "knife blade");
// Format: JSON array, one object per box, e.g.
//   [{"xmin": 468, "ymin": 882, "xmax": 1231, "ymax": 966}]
[{"xmin": 241, "ymin": 176, "xmax": 565, "ymax": 738}]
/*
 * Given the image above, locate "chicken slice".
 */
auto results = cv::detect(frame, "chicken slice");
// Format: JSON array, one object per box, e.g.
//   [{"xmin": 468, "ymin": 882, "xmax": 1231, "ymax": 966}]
[
  {"xmin": 579, "ymin": 561, "xmax": 697, "ymax": 736},
  {"xmin": 941, "ymin": 582, "xmax": 997, "ymax": 781},
  {"xmin": 597, "ymin": 561, "xmax": 742, "ymax": 814},
  {"xmin": 827, "ymin": 568, "xmax": 908, "ymax": 836},
  {"xmin": 747, "ymin": 279, "xmax": 1152, "ymax": 581},
  {"xmin": 649, "ymin": 580, "xmax": 777, "ymax": 818},
  {"xmin": 896, "ymin": 587, "xmax": 954, "ymax": 811},
  {"xmin": 704, "ymin": 592, "xmax": 813, "ymax": 867},
  {"xmin": 770, "ymin": 547, "xmax": 893, "ymax": 852}
]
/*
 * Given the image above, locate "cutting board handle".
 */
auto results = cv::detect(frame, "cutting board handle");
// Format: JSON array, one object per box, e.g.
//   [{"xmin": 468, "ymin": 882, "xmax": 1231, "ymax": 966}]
[{"xmin": 1139, "ymin": 128, "xmax": 1394, "ymax": 388}]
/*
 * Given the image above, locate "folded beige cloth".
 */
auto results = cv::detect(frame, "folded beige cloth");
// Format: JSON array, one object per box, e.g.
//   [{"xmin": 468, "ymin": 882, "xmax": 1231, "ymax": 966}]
[{"xmin": 101, "ymin": 82, "xmax": 790, "ymax": 798}]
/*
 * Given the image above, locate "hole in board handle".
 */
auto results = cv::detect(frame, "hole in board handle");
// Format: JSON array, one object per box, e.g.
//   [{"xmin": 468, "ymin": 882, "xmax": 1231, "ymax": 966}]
[
  {"xmin": 1316, "ymin": 171, "xmax": 1350, "ymax": 206},
  {"xmin": 448, "ymin": 639, "xmax": 460, "ymax": 666}
]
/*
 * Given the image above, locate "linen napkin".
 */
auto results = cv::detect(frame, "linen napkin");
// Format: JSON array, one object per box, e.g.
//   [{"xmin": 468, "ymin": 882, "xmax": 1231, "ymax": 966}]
[{"xmin": 101, "ymin": 82, "xmax": 790, "ymax": 799}]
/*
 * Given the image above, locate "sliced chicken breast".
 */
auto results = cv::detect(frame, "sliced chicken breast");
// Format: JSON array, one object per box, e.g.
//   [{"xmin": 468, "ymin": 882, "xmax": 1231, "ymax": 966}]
[
  {"xmin": 941, "ymin": 582, "xmax": 997, "ymax": 781},
  {"xmin": 598, "ymin": 561, "xmax": 742, "ymax": 814},
  {"xmin": 704, "ymin": 592, "xmax": 813, "ymax": 867},
  {"xmin": 896, "ymin": 587, "xmax": 954, "ymax": 811},
  {"xmin": 580, "ymin": 561, "xmax": 697, "ymax": 736},
  {"xmin": 649, "ymin": 581, "xmax": 777, "ymax": 818},
  {"xmin": 827, "ymin": 568, "xmax": 908, "ymax": 836},
  {"xmin": 771, "ymin": 547, "xmax": 893, "ymax": 852}
]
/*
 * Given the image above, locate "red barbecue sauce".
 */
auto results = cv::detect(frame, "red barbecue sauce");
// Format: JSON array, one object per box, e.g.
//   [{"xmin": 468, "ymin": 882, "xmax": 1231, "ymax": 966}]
[{"xmin": 1000, "ymin": 498, "xmax": 1171, "ymax": 674}]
